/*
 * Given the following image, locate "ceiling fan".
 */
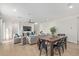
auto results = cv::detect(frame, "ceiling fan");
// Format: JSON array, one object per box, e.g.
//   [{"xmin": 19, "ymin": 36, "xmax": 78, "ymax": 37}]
[
  {"xmin": 17, "ymin": 16, "xmax": 36, "ymax": 23},
  {"xmin": 28, "ymin": 19, "xmax": 35, "ymax": 23}
]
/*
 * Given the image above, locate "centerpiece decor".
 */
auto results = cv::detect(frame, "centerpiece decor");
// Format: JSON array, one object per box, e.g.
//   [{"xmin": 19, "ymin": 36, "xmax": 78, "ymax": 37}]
[{"xmin": 50, "ymin": 26, "xmax": 56, "ymax": 37}]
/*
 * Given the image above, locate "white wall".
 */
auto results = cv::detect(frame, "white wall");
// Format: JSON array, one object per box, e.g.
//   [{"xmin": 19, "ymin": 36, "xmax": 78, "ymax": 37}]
[
  {"xmin": 0, "ymin": 19, "xmax": 3, "ymax": 42},
  {"xmin": 2, "ymin": 22, "xmax": 6, "ymax": 41},
  {"xmin": 56, "ymin": 17, "xmax": 77, "ymax": 43},
  {"xmin": 34, "ymin": 23, "xmax": 40, "ymax": 35},
  {"xmin": 77, "ymin": 18, "xmax": 79, "ymax": 42},
  {"xmin": 12, "ymin": 23, "xmax": 20, "ymax": 38},
  {"xmin": 40, "ymin": 21, "xmax": 56, "ymax": 34},
  {"xmin": 0, "ymin": 21, "xmax": 20, "ymax": 41},
  {"xmin": 40, "ymin": 16, "xmax": 78, "ymax": 43},
  {"xmin": 0, "ymin": 19, "xmax": 6, "ymax": 41}
]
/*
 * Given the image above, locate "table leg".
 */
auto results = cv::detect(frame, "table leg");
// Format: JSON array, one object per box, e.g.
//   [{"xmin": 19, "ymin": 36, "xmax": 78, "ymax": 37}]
[
  {"xmin": 65, "ymin": 37, "xmax": 67, "ymax": 49},
  {"xmin": 50, "ymin": 43, "xmax": 54, "ymax": 56}
]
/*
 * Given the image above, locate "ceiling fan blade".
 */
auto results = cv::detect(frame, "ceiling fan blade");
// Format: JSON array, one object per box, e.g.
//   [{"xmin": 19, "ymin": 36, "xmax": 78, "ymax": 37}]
[{"xmin": 28, "ymin": 19, "xmax": 35, "ymax": 23}]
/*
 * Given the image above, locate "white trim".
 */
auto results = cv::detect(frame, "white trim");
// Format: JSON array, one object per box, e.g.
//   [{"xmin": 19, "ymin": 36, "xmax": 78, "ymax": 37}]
[{"xmin": 2, "ymin": 39, "xmax": 13, "ymax": 44}]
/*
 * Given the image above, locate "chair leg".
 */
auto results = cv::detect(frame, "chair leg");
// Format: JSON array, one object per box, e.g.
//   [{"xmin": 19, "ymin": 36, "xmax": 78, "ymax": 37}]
[
  {"xmin": 40, "ymin": 49, "xmax": 42, "ymax": 56},
  {"xmin": 64, "ymin": 38, "xmax": 67, "ymax": 49},
  {"xmin": 46, "ymin": 47, "xmax": 48, "ymax": 56},
  {"xmin": 62, "ymin": 46, "xmax": 64, "ymax": 53},
  {"xmin": 58, "ymin": 47, "xmax": 61, "ymax": 56},
  {"xmin": 39, "ymin": 45, "xmax": 40, "ymax": 50}
]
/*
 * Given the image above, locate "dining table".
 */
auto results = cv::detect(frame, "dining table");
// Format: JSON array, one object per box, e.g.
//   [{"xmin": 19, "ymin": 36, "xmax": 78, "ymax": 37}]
[{"xmin": 38, "ymin": 35, "xmax": 67, "ymax": 56}]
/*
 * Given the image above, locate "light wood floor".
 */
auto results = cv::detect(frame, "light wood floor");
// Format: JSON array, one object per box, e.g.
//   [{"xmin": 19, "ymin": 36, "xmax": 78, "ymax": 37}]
[{"xmin": 0, "ymin": 42, "xmax": 79, "ymax": 56}]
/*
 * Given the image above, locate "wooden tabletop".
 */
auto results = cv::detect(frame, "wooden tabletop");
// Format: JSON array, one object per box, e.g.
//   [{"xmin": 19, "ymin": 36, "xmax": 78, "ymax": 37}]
[{"xmin": 38, "ymin": 35, "xmax": 67, "ymax": 43}]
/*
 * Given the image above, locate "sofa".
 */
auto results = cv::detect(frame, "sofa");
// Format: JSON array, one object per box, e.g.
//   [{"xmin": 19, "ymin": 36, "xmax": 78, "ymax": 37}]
[
  {"xmin": 14, "ymin": 37, "xmax": 21, "ymax": 44},
  {"xmin": 29, "ymin": 35, "xmax": 38, "ymax": 44}
]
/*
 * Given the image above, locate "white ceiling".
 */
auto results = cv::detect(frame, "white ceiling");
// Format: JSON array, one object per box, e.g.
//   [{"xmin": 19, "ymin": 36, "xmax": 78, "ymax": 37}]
[{"xmin": 0, "ymin": 3, "xmax": 79, "ymax": 23}]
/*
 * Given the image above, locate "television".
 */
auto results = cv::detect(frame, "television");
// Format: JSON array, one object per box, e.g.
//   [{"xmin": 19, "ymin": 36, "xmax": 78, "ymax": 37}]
[{"xmin": 23, "ymin": 26, "xmax": 31, "ymax": 31}]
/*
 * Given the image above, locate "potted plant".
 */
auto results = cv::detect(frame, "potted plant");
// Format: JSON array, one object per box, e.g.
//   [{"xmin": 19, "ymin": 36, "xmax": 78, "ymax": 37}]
[{"xmin": 50, "ymin": 27, "xmax": 56, "ymax": 37}]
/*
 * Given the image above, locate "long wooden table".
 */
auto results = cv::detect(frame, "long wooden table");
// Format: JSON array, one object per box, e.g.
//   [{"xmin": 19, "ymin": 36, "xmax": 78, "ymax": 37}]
[{"xmin": 38, "ymin": 35, "xmax": 67, "ymax": 56}]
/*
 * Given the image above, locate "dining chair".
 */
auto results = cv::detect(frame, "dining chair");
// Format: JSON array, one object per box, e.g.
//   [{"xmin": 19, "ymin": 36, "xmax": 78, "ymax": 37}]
[
  {"xmin": 52, "ymin": 41, "xmax": 61, "ymax": 56},
  {"xmin": 38, "ymin": 39, "xmax": 48, "ymax": 56},
  {"xmin": 51, "ymin": 38, "xmax": 65, "ymax": 56},
  {"xmin": 58, "ymin": 38, "xmax": 65, "ymax": 53},
  {"xmin": 63, "ymin": 37, "xmax": 67, "ymax": 49},
  {"xmin": 57, "ymin": 34, "xmax": 67, "ymax": 49}
]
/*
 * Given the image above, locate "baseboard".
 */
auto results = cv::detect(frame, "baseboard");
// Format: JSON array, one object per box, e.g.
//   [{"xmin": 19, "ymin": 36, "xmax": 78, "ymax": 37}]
[
  {"xmin": 67, "ymin": 41, "xmax": 77, "ymax": 44},
  {"xmin": 2, "ymin": 40, "xmax": 13, "ymax": 44},
  {"xmin": 77, "ymin": 41, "xmax": 79, "ymax": 45}
]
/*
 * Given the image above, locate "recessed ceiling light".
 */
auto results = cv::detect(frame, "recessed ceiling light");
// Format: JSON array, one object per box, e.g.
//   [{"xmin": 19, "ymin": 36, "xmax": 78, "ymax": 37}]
[
  {"xmin": 69, "ymin": 5, "xmax": 73, "ymax": 8},
  {"xmin": 34, "ymin": 22, "xmax": 38, "ymax": 24},
  {"xmin": 13, "ymin": 9, "xmax": 16, "ymax": 12},
  {"xmin": 68, "ymin": 3, "xmax": 73, "ymax": 8}
]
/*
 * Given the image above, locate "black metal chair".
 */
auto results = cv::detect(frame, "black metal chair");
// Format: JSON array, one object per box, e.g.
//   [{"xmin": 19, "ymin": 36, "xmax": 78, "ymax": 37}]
[
  {"xmin": 51, "ymin": 38, "xmax": 65, "ymax": 56},
  {"xmin": 57, "ymin": 34, "xmax": 67, "ymax": 49},
  {"xmin": 59, "ymin": 38, "xmax": 65, "ymax": 53},
  {"xmin": 63, "ymin": 37, "xmax": 67, "ymax": 49},
  {"xmin": 52, "ymin": 40, "xmax": 61, "ymax": 56},
  {"xmin": 52, "ymin": 35, "xmax": 67, "ymax": 56},
  {"xmin": 38, "ymin": 39, "xmax": 48, "ymax": 56}
]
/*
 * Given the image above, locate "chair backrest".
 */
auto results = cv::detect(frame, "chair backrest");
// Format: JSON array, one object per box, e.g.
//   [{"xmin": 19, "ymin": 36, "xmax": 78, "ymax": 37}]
[
  {"xmin": 57, "ymin": 34, "xmax": 65, "ymax": 36},
  {"xmin": 55, "ymin": 38, "xmax": 63, "ymax": 47},
  {"xmin": 39, "ymin": 39, "xmax": 47, "ymax": 49}
]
